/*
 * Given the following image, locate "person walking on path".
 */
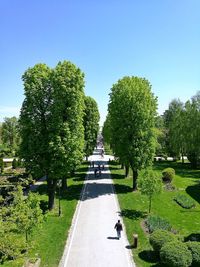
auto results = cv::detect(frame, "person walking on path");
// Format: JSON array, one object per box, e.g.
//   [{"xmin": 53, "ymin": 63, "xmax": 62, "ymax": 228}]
[{"xmin": 114, "ymin": 220, "xmax": 123, "ymax": 239}]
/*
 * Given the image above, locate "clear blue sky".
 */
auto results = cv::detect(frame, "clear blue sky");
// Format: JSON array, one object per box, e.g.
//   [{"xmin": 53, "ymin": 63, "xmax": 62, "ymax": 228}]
[{"xmin": 1, "ymin": 0, "xmax": 200, "ymax": 125}]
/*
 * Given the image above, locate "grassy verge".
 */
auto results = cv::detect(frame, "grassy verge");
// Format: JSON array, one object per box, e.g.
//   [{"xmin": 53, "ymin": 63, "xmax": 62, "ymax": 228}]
[
  {"xmin": 2, "ymin": 162, "xmax": 88, "ymax": 267},
  {"xmin": 110, "ymin": 161, "xmax": 200, "ymax": 267}
]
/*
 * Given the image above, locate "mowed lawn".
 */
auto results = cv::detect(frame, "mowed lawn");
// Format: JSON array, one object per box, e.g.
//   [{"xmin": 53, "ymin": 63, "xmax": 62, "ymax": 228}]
[
  {"xmin": 110, "ymin": 161, "xmax": 200, "ymax": 267},
  {"xmin": 2, "ymin": 162, "xmax": 87, "ymax": 267}
]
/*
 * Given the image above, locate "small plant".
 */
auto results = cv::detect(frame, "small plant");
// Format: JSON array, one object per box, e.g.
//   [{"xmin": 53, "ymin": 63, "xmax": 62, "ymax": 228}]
[
  {"xmin": 186, "ymin": 241, "xmax": 200, "ymax": 266},
  {"xmin": 149, "ymin": 229, "xmax": 177, "ymax": 253},
  {"xmin": 174, "ymin": 193, "xmax": 195, "ymax": 209},
  {"xmin": 146, "ymin": 215, "xmax": 172, "ymax": 233},
  {"xmin": 160, "ymin": 240, "xmax": 192, "ymax": 267},
  {"xmin": 162, "ymin": 167, "xmax": 175, "ymax": 183}
]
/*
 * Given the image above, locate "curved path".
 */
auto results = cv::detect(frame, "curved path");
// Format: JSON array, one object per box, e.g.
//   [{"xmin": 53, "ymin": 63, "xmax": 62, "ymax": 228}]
[{"xmin": 59, "ymin": 148, "xmax": 135, "ymax": 267}]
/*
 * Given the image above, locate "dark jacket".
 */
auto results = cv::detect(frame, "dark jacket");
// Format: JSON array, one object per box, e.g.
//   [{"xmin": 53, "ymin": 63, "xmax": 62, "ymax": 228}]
[{"xmin": 115, "ymin": 222, "xmax": 123, "ymax": 231}]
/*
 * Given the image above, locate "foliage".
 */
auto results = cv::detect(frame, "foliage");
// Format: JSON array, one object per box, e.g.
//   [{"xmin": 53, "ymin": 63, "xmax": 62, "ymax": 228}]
[
  {"xmin": 19, "ymin": 61, "xmax": 85, "ymax": 209},
  {"xmin": 138, "ymin": 170, "xmax": 162, "ymax": 213},
  {"xmin": 108, "ymin": 76, "xmax": 157, "ymax": 190},
  {"xmin": 146, "ymin": 215, "xmax": 172, "ymax": 233},
  {"xmin": 1, "ymin": 117, "xmax": 20, "ymax": 155},
  {"xmin": 163, "ymin": 99, "xmax": 185, "ymax": 159},
  {"xmin": 160, "ymin": 240, "xmax": 192, "ymax": 267},
  {"xmin": 162, "ymin": 167, "xmax": 175, "ymax": 182},
  {"xmin": 1, "ymin": 186, "xmax": 44, "ymax": 243},
  {"xmin": 184, "ymin": 92, "xmax": 200, "ymax": 168},
  {"xmin": 149, "ymin": 229, "xmax": 177, "ymax": 253},
  {"xmin": 174, "ymin": 193, "xmax": 195, "ymax": 209},
  {"xmin": 83, "ymin": 96, "xmax": 100, "ymax": 159},
  {"xmin": 0, "ymin": 232, "xmax": 26, "ymax": 263},
  {"xmin": 186, "ymin": 241, "xmax": 200, "ymax": 266}
]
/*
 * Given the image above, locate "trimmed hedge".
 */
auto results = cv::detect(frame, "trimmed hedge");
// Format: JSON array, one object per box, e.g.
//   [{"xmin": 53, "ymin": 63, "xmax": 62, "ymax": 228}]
[
  {"xmin": 162, "ymin": 167, "xmax": 175, "ymax": 182},
  {"xmin": 160, "ymin": 240, "xmax": 192, "ymax": 267},
  {"xmin": 174, "ymin": 193, "xmax": 195, "ymax": 209},
  {"xmin": 186, "ymin": 241, "xmax": 200, "ymax": 266},
  {"xmin": 146, "ymin": 215, "xmax": 172, "ymax": 233},
  {"xmin": 149, "ymin": 229, "xmax": 177, "ymax": 253}
]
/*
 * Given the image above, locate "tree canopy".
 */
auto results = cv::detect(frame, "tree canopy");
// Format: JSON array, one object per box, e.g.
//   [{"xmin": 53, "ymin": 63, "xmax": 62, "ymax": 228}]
[
  {"xmin": 83, "ymin": 96, "xmax": 100, "ymax": 159},
  {"xmin": 108, "ymin": 76, "xmax": 157, "ymax": 190}
]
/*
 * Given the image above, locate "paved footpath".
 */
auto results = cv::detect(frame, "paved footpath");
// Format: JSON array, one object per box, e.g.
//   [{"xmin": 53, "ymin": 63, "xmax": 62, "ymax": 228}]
[{"xmin": 59, "ymin": 148, "xmax": 135, "ymax": 267}]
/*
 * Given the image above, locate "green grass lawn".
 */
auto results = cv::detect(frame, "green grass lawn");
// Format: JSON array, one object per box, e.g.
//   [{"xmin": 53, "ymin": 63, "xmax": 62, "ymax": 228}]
[
  {"xmin": 110, "ymin": 161, "xmax": 200, "ymax": 267},
  {"xmin": 2, "ymin": 162, "xmax": 87, "ymax": 267}
]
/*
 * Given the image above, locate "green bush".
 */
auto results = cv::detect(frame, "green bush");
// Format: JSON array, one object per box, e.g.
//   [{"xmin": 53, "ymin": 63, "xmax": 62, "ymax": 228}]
[
  {"xmin": 0, "ymin": 233, "xmax": 26, "ymax": 263},
  {"xmin": 146, "ymin": 215, "xmax": 172, "ymax": 233},
  {"xmin": 160, "ymin": 240, "xmax": 192, "ymax": 267},
  {"xmin": 162, "ymin": 167, "xmax": 175, "ymax": 182},
  {"xmin": 149, "ymin": 229, "xmax": 177, "ymax": 253},
  {"xmin": 186, "ymin": 241, "xmax": 200, "ymax": 266},
  {"xmin": 174, "ymin": 193, "xmax": 195, "ymax": 209}
]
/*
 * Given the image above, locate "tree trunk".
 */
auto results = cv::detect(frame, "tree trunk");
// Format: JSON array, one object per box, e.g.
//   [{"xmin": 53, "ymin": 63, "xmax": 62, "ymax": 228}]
[
  {"xmin": 149, "ymin": 196, "xmax": 152, "ymax": 213},
  {"xmin": 61, "ymin": 177, "xmax": 67, "ymax": 190},
  {"xmin": 181, "ymin": 148, "xmax": 184, "ymax": 164},
  {"xmin": 121, "ymin": 163, "xmax": 124, "ymax": 169},
  {"xmin": 47, "ymin": 178, "xmax": 57, "ymax": 210},
  {"xmin": 132, "ymin": 169, "xmax": 138, "ymax": 191},
  {"xmin": 125, "ymin": 164, "xmax": 129, "ymax": 178}
]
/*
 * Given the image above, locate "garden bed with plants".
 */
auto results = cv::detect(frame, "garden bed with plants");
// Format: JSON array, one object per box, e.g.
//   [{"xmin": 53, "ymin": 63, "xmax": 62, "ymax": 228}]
[{"xmin": 109, "ymin": 160, "xmax": 200, "ymax": 267}]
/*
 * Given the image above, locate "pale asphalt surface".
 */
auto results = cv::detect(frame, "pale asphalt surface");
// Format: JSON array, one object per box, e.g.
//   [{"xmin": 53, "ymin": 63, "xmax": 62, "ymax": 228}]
[{"xmin": 59, "ymin": 148, "xmax": 135, "ymax": 267}]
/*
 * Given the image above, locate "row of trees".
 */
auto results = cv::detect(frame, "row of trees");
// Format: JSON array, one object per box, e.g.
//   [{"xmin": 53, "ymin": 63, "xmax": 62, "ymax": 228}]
[
  {"xmin": 155, "ymin": 91, "xmax": 200, "ymax": 168},
  {"xmin": 19, "ymin": 61, "xmax": 99, "ymax": 210},
  {"xmin": 103, "ymin": 76, "xmax": 157, "ymax": 190}
]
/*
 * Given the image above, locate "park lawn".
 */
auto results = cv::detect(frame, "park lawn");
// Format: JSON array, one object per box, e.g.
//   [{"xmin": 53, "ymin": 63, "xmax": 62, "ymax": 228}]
[
  {"xmin": 110, "ymin": 161, "xmax": 200, "ymax": 267},
  {"xmin": 2, "ymin": 162, "xmax": 87, "ymax": 267}
]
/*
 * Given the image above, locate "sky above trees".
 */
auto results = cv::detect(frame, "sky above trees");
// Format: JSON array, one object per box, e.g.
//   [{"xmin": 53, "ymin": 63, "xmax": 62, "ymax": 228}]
[{"xmin": 1, "ymin": 0, "xmax": 200, "ymax": 125}]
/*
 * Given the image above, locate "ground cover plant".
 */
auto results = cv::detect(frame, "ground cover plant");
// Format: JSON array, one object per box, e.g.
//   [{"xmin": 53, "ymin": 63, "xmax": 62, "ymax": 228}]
[
  {"xmin": 1, "ymin": 162, "xmax": 87, "ymax": 267},
  {"xmin": 174, "ymin": 193, "xmax": 196, "ymax": 209},
  {"xmin": 110, "ymin": 160, "xmax": 200, "ymax": 267}
]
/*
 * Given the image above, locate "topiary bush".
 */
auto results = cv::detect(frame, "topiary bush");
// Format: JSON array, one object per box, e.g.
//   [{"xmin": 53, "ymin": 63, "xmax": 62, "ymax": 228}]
[
  {"xmin": 160, "ymin": 240, "xmax": 192, "ymax": 267},
  {"xmin": 174, "ymin": 193, "xmax": 195, "ymax": 209},
  {"xmin": 186, "ymin": 241, "xmax": 200, "ymax": 266},
  {"xmin": 146, "ymin": 215, "xmax": 172, "ymax": 233},
  {"xmin": 149, "ymin": 229, "xmax": 177, "ymax": 253},
  {"xmin": 162, "ymin": 167, "xmax": 175, "ymax": 183}
]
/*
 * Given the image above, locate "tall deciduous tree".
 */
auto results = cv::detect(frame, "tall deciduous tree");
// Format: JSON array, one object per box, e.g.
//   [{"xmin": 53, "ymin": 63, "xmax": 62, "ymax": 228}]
[
  {"xmin": 1, "ymin": 117, "xmax": 20, "ymax": 154},
  {"xmin": 49, "ymin": 61, "xmax": 85, "ymax": 192},
  {"xmin": 184, "ymin": 92, "xmax": 200, "ymax": 168},
  {"xmin": 19, "ymin": 61, "xmax": 85, "ymax": 209},
  {"xmin": 163, "ymin": 99, "xmax": 185, "ymax": 161},
  {"xmin": 108, "ymin": 76, "xmax": 157, "ymax": 190},
  {"xmin": 83, "ymin": 96, "xmax": 100, "ymax": 160}
]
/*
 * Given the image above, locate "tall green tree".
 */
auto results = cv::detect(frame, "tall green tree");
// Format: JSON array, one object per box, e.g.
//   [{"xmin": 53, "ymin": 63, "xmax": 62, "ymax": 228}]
[
  {"xmin": 108, "ymin": 76, "xmax": 157, "ymax": 190},
  {"xmin": 49, "ymin": 61, "xmax": 85, "ymax": 192},
  {"xmin": 83, "ymin": 96, "xmax": 100, "ymax": 160},
  {"xmin": 163, "ymin": 99, "xmax": 185, "ymax": 160},
  {"xmin": 1, "ymin": 117, "xmax": 20, "ymax": 154},
  {"xmin": 19, "ymin": 61, "xmax": 85, "ymax": 209},
  {"xmin": 19, "ymin": 63, "xmax": 53, "ymax": 207},
  {"xmin": 184, "ymin": 92, "xmax": 200, "ymax": 168}
]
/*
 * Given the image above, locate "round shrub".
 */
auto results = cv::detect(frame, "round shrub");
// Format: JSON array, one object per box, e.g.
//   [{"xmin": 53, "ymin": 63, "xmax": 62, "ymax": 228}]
[
  {"xmin": 149, "ymin": 229, "xmax": 177, "ymax": 253},
  {"xmin": 160, "ymin": 240, "xmax": 192, "ymax": 267},
  {"xmin": 186, "ymin": 241, "xmax": 200, "ymax": 266},
  {"xmin": 162, "ymin": 167, "xmax": 175, "ymax": 183}
]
